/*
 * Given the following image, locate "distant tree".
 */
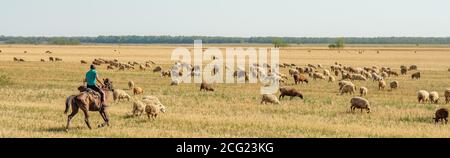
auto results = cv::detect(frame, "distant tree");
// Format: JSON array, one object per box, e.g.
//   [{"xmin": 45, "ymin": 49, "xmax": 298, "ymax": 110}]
[
  {"xmin": 335, "ymin": 38, "xmax": 345, "ymax": 49},
  {"xmin": 272, "ymin": 38, "xmax": 288, "ymax": 48},
  {"xmin": 328, "ymin": 44, "xmax": 336, "ymax": 49}
]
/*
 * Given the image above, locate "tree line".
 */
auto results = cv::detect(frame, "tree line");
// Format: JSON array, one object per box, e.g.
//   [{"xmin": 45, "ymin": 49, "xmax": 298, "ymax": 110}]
[{"xmin": 1, "ymin": 35, "xmax": 450, "ymax": 45}]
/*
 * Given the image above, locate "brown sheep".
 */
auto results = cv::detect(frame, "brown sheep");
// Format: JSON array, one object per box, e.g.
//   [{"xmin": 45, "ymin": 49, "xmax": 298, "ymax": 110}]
[
  {"xmin": 49, "ymin": 57, "xmax": 54, "ymax": 62},
  {"xmin": 409, "ymin": 65, "xmax": 418, "ymax": 71},
  {"xmin": 55, "ymin": 57, "xmax": 62, "ymax": 62},
  {"xmin": 40, "ymin": 59, "xmax": 45, "ymax": 62},
  {"xmin": 80, "ymin": 60, "xmax": 87, "ymax": 64},
  {"xmin": 19, "ymin": 58, "xmax": 25, "ymax": 62},
  {"xmin": 153, "ymin": 66, "xmax": 162, "ymax": 72},
  {"xmin": 411, "ymin": 72, "xmax": 421, "ymax": 79},
  {"xmin": 434, "ymin": 108, "xmax": 448, "ymax": 124},
  {"xmin": 13, "ymin": 57, "xmax": 18, "ymax": 62},
  {"xmin": 279, "ymin": 86, "xmax": 304, "ymax": 100},
  {"xmin": 133, "ymin": 87, "xmax": 144, "ymax": 95},
  {"xmin": 401, "ymin": 68, "xmax": 407, "ymax": 75},
  {"xmin": 293, "ymin": 74, "xmax": 308, "ymax": 84},
  {"xmin": 128, "ymin": 80, "xmax": 135, "ymax": 90},
  {"xmin": 390, "ymin": 81, "xmax": 399, "ymax": 90},
  {"xmin": 107, "ymin": 65, "xmax": 114, "ymax": 70},
  {"xmin": 200, "ymin": 82, "xmax": 214, "ymax": 91}
]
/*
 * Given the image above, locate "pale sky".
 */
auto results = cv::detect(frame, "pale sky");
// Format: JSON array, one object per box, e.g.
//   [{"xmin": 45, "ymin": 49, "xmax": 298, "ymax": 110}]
[{"xmin": 1, "ymin": 0, "xmax": 450, "ymax": 37}]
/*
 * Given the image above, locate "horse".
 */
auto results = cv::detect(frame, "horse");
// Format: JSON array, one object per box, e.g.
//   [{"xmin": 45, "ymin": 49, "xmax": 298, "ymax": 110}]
[{"xmin": 64, "ymin": 79, "xmax": 114, "ymax": 132}]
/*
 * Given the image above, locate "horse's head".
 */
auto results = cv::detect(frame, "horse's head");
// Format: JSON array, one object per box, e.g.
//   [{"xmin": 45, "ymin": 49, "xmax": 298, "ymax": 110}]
[{"xmin": 102, "ymin": 78, "xmax": 114, "ymax": 91}]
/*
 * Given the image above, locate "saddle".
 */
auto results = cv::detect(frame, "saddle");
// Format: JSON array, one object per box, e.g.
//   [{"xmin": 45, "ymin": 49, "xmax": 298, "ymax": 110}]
[{"xmin": 83, "ymin": 88, "xmax": 103, "ymax": 111}]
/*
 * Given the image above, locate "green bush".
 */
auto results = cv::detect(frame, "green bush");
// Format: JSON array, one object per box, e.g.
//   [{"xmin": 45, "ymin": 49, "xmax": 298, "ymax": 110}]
[{"xmin": 0, "ymin": 73, "xmax": 11, "ymax": 85}]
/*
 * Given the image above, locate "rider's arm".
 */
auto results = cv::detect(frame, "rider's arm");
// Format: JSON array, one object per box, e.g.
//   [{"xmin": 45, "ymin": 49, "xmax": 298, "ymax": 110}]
[{"xmin": 96, "ymin": 76, "xmax": 105, "ymax": 86}]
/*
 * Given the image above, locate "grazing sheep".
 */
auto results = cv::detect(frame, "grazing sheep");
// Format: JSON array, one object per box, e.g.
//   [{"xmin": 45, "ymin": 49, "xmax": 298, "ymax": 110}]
[
  {"xmin": 153, "ymin": 66, "xmax": 162, "ymax": 72},
  {"xmin": 328, "ymin": 76, "xmax": 335, "ymax": 82},
  {"xmin": 113, "ymin": 89, "xmax": 131, "ymax": 102},
  {"xmin": 261, "ymin": 94, "xmax": 280, "ymax": 104},
  {"xmin": 340, "ymin": 84, "xmax": 356, "ymax": 95},
  {"xmin": 390, "ymin": 81, "xmax": 399, "ymax": 90},
  {"xmin": 409, "ymin": 65, "xmax": 418, "ymax": 71},
  {"xmin": 107, "ymin": 65, "xmax": 114, "ymax": 70},
  {"xmin": 445, "ymin": 89, "xmax": 450, "ymax": 104},
  {"xmin": 350, "ymin": 97, "xmax": 371, "ymax": 113},
  {"xmin": 429, "ymin": 91, "xmax": 439, "ymax": 104},
  {"xmin": 131, "ymin": 100, "xmax": 145, "ymax": 116},
  {"xmin": 200, "ymin": 82, "xmax": 214, "ymax": 91},
  {"xmin": 381, "ymin": 72, "xmax": 388, "ymax": 78},
  {"xmin": 49, "ymin": 57, "xmax": 54, "ymax": 62},
  {"xmin": 80, "ymin": 60, "xmax": 87, "ymax": 64},
  {"xmin": 13, "ymin": 57, "xmax": 18, "ymax": 62},
  {"xmin": 133, "ymin": 87, "xmax": 144, "ymax": 95},
  {"xmin": 387, "ymin": 71, "xmax": 399, "ymax": 77},
  {"xmin": 338, "ymin": 80, "xmax": 354, "ymax": 90},
  {"xmin": 293, "ymin": 74, "xmax": 308, "ymax": 84},
  {"xmin": 312, "ymin": 72, "xmax": 326, "ymax": 80},
  {"xmin": 378, "ymin": 80, "xmax": 386, "ymax": 90},
  {"xmin": 142, "ymin": 96, "xmax": 166, "ymax": 120},
  {"xmin": 161, "ymin": 70, "xmax": 171, "ymax": 77},
  {"xmin": 334, "ymin": 70, "xmax": 339, "ymax": 76},
  {"xmin": 323, "ymin": 69, "xmax": 330, "ymax": 76},
  {"xmin": 55, "ymin": 57, "xmax": 62, "ymax": 61},
  {"xmin": 128, "ymin": 80, "xmax": 135, "ymax": 90},
  {"xmin": 401, "ymin": 68, "xmax": 407, "ymax": 75},
  {"xmin": 417, "ymin": 90, "xmax": 429, "ymax": 103},
  {"xmin": 372, "ymin": 73, "xmax": 383, "ymax": 82},
  {"xmin": 411, "ymin": 72, "xmax": 421, "ymax": 79},
  {"xmin": 19, "ymin": 58, "xmax": 25, "ymax": 62},
  {"xmin": 171, "ymin": 79, "xmax": 180, "ymax": 86},
  {"xmin": 351, "ymin": 74, "xmax": 367, "ymax": 81},
  {"xmin": 40, "ymin": 59, "xmax": 45, "ymax": 62},
  {"xmin": 360, "ymin": 87, "xmax": 368, "ymax": 96},
  {"xmin": 288, "ymin": 68, "xmax": 299, "ymax": 76},
  {"xmin": 434, "ymin": 108, "xmax": 449, "ymax": 124},
  {"xmin": 279, "ymin": 86, "xmax": 303, "ymax": 100}
]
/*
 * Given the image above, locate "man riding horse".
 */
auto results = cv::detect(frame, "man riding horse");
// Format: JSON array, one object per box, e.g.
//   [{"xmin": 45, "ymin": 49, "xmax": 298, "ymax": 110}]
[
  {"xmin": 84, "ymin": 64, "xmax": 107, "ymax": 107},
  {"xmin": 64, "ymin": 65, "xmax": 112, "ymax": 131}
]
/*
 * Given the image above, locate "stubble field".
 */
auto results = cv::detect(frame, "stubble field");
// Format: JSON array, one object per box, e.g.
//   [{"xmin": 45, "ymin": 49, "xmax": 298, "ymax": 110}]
[{"xmin": 0, "ymin": 44, "xmax": 449, "ymax": 137}]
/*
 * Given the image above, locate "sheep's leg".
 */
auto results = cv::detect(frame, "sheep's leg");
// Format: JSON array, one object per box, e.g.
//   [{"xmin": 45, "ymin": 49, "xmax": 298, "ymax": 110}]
[
  {"xmin": 66, "ymin": 105, "xmax": 79, "ymax": 132},
  {"xmin": 445, "ymin": 118, "xmax": 448, "ymax": 124},
  {"xmin": 81, "ymin": 109, "xmax": 92, "ymax": 129}
]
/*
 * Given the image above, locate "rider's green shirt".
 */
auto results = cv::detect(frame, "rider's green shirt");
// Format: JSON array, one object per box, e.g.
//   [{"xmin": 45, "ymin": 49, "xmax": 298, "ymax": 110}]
[{"xmin": 86, "ymin": 69, "xmax": 97, "ymax": 86}]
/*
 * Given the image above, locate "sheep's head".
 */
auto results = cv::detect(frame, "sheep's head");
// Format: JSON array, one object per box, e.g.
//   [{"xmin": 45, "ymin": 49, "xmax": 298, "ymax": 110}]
[
  {"xmin": 366, "ymin": 107, "xmax": 371, "ymax": 113},
  {"xmin": 159, "ymin": 104, "xmax": 166, "ymax": 113},
  {"xmin": 297, "ymin": 93, "xmax": 304, "ymax": 99}
]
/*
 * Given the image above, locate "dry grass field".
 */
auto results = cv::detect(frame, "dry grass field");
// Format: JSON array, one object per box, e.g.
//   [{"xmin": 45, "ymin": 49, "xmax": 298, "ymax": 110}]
[{"xmin": 0, "ymin": 44, "xmax": 449, "ymax": 138}]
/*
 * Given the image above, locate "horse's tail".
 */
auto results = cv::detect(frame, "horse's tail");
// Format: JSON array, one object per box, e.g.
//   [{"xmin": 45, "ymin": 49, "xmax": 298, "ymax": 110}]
[{"xmin": 64, "ymin": 95, "xmax": 74, "ymax": 114}]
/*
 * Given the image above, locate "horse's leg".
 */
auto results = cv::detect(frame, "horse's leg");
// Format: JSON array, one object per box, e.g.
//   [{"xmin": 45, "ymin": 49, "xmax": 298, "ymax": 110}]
[
  {"xmin": 66, "ymin": 105, "xmax": 79, "ymax": 132},
  {"xmin": 81, "ymin": 108, "xmax": 92, "ymax": 129},
  {"xmin": 98, "ymin": 107, "xmax": 110, "ymax": 127}
]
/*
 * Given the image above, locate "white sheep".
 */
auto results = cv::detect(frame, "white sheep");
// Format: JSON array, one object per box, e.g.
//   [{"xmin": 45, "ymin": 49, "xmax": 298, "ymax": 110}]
[
  {"xmin": 417, "ymin": 90, "xmax": 429, "ymax": 103},
  {"xmin": 113, "ymin": 89, "xmax": 131, "ymax": 102},
  {"xmin": 360, "ymin": 87, "xmax": 368, "ymax": 96},
  {"xmin": 350, "ymin": 97, "xmax": 371, "ymax": 113},
  {"xmin": 131, "ymin": 100, "xmax": 145, "ymax": 116},
  {"xmin": 340, "ymin": 84, "xmax": 356, "ymax": 95},
  {"xmin": 429, "ymin": 91, "xmax": 439, "ymax": 104},
  {"xmin": 142, "ymin": 96, "xmax": 167, "ymax": 120},
  {"xmin": 261, "ymin": 94, "xmax": 280, "ymax": 104}
]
